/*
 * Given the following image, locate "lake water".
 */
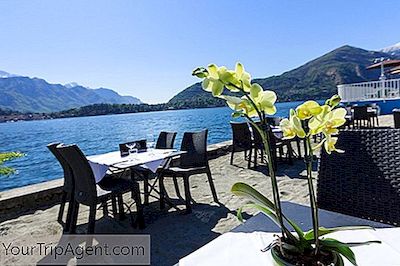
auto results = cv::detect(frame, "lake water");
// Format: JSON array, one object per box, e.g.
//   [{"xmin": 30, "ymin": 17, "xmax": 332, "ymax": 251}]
[{"xmin": 0, "ymin": 101, "xmax": 304, "ymax": 191}]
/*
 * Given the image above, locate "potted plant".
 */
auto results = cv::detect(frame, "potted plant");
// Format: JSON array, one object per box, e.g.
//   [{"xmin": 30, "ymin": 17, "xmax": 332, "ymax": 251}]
[{"xmin": 192, "ymin": 63, "xmax": 380, "ymax": 265}]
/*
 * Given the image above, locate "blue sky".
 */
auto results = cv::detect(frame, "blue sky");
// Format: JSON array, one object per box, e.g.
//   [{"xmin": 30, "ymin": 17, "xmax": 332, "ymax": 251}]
[{"xmin": 0, "ymin": 0, "xmax": 399, "ymax": 103}]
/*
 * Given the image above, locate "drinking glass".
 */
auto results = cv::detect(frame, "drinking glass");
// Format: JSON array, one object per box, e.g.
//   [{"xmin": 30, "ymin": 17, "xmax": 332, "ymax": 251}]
[
  {"xmin": 147, "ymin": 133, "xmax": 155, "ymax": 152},
  {"xmin": 126, "ymin": 143, "xmax": 138, "ymax": 161}
]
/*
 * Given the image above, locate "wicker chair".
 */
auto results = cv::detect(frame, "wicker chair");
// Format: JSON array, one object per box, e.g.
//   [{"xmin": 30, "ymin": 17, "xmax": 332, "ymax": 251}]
[
  {"xmin": 156, "ymin": 131, "xmax": 177, "ymax": 149},
  {"xmin": 317, "ymin": 129, "xmax": 400, "ymax": 225},
  {"xmin": 250, "ymin": 123, "xmax": 293, "ymax": 169},
  {"xmin": 47, "ymin": 143, "xmax": 75, "ymax": 232},
  {"xmin": 352, "ymin": 106, "xmax": 371, "ymax": 128},
  {"xmin": 158, "ymin": 130, "xmax": 218, "ymax": 213},
  {"xmin": 57, "ymin": 144, "xmax": 144, "ymax": 233},
  {"xmin": 230, "ymin": 122, "xmax": 253, "ymax": 168},
  {"xmin": 393, "ymin": 109, "xmax": 400, "ymax": 129},
  {"xmin": 119, "ymin": 139, "xmax": 147, "ymax": 156}
]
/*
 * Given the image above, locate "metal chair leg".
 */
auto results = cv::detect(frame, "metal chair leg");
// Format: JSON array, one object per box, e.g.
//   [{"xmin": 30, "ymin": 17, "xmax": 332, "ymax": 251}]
[
  {"xmin": 57, "ymin": 191, "xmax": 67, "ymax": 225},
  {"xmin": 117, "ymin": 194, "xmax": 126, "ymax": 220},
  {"xmin": 87, "ymin": 204, "xmax": 96, "ymax": 234},
  {"xmin": 172, "ymin": 175, "xmax": 182, "ymax": 199},
  {"xmin": 102, "ymin": 200, "xmax": 108, "ymax": 217},
  {"xmin": 111, "ymin": 196, "xmax": 118, "ymax": 217},
  {"xmin": 206, "ymin": 167, "xmax": 218, "ymax": 203},
  {"xmin": 132, "ymin": 182, "xmax": 145, "ymax": 229},
  {"xmin": 64, "ymin": 193, "xmax": 74, "ymax": 233},
  {"xmin": 183, "ymin": 175, "xmax": 192, "ymax": 214},
  {"xmin": 143, "ymin": 174, "xmax": 149, "ymax": 206},
  {"xmin": 159, "ymin": 174, "xmax": 166, "ymax": 210},
  {"xmin": 69, "ymin": 201, "xmax": 79, "ymax": 234}
]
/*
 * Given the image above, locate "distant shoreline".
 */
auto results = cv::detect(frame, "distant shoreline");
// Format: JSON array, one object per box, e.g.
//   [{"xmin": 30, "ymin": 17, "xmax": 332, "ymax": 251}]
[
  {"xmin": 0, "ymin": 104, "xmax": 226, "ymax": 124},
  {"xmin": 0, "ymin": 99, "xmax": 319, "ymax": 124}
]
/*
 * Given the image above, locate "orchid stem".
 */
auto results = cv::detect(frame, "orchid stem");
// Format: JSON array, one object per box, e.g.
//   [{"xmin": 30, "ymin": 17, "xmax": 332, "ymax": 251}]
[{"xmin": 305, "ymin": 136, "xmax": 320, "ymax": 254}]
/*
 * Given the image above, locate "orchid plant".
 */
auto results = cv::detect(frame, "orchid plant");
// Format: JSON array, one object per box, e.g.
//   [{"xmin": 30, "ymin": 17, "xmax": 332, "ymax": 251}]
[{"xmin": 193, "ymin": 63, "xmax": 380, "ymax": 265}]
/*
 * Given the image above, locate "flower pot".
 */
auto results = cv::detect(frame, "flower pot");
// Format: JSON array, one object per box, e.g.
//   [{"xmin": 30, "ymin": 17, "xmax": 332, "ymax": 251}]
[{"xmin": 271, "ymin": 245, "xmax": 342, "ymax": 266}]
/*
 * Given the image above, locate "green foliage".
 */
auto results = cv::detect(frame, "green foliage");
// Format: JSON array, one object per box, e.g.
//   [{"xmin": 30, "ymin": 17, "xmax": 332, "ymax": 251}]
[
  {"xmin": 51, "ymin": 103, "xmax": 167, "ymax": 118},
  {"xmin": 0, "ymin": 152, "xmax": 24, "ymax": 176}
]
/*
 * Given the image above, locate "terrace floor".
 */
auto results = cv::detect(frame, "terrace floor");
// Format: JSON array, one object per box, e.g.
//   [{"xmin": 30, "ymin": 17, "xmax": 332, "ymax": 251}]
[{"xmin": 0, "ymin": 114, "xmax": 396, "ymax": 266}]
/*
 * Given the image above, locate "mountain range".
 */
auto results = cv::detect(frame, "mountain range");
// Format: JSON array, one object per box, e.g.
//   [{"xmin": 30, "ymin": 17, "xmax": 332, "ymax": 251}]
[
  {"xmin": 0, "ymin": 73, "xmax": 142, "ymax": 113},
  {"xmin": 2, "ymin": 42, "xmax": 400, "ymax": 114},
  {"xmin": 168, "ymin": 44, "xmax": 400, "ymax": 108}
]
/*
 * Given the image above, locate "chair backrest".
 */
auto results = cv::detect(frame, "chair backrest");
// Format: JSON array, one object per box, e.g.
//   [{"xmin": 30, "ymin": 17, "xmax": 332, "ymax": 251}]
[
  {"xmin": 156, "ymin": 131, "xmax": 177, "ymax": 149},
  {"xmin": 266, "ymin": 116, "xmax": 282, "ymax": 127},
  {"xmin": 119, "ymin": 139, "xmax": 147, "ymax": 156},
  {"xmin": 317, "ymin": 129, "xmax": 400, "ymax": 225},
  {"xmin": 352, "ymin": 106, "xmax": 369, "ymax": 120},
  {"xmin": 179, "ymin": 129, "xmax": 208, "ymax": 168},
  {"xmin": 230, "ymin": 122, "xmax": 252, "ymax": 150},
  {"xmin": 393, "ymin": 110, "xmax": 400, "ymax": 129},
  {"xmin": 47, "ymin": 142, "xmax": 74, "ymax": 193},
  {"xmin": 251, "ymin": 122, "xmax": 277, "ymax": 148},
  {"xmin": 57, "ymin": 144, "xmax": 97, "ymax": 205}
]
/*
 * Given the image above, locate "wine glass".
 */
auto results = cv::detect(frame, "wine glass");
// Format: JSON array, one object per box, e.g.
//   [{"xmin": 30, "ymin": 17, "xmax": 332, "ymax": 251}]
[
  {"xmin": 146, "ymin": 133, "xmax": 155, "ymax": 152},
  {"xmin": 126, "ymin": 142, "xmax": 138, "ymax": 161}
]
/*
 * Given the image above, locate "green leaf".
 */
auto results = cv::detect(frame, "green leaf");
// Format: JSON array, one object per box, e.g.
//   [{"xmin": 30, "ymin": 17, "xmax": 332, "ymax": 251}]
[
  {"xmin": 232, "ymin": 112, "xmax": 242, "ymax": 118},
  {"xmin": 239, "ymin": 203, "xmax": 280, "ymax": 226},
  {"xmin": 231, "ymin": 182, "xmax": 275, "ymax": 210},
  {"xmin": 320, "ymin": 238, "xmax": 357, "ymax": 266},
  {"xmin": 344, "ymin": 240, "xmax": 381, "ymax": 247},
  {"xmin": 304, "ymin": 226, "xmax": 375, "ymax": 241}
]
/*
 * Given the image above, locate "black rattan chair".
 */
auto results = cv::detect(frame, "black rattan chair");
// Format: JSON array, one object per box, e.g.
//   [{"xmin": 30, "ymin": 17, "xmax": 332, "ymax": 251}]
[
  {"xmin": 47, "ymin": 143, "xmax": 75, "ymax": 232},
  {"xmin": 352, "ymin": 106, "xmax": 371, "ymax": 128},
  {"xmin": 57, "ymin": 144, "xmax": 144, "ymax": 233},
  {"xmin": 250, "ymin": 123, "xmax": 293, "ymax": 169},
  {"xmin": 119, "ymin": 139, "xmax": 147, "ymax": 156},
  {"xmin": 158, "ymin": 130, "xmax": 218, "ymax": 214},
  {"xmin": 318, "ymin": 129, "xmax": 400, "ymax": 225},
  {"xmin": 393, "ymin": 109, "xmax": 400, "ymax": 129},
  {"xmin": 156, "ymin": 131, "xmax": 177, "ymax": 149},
  {"xmin": 230, "ymin": 122, "xmax": 253, "ymax": 168}
]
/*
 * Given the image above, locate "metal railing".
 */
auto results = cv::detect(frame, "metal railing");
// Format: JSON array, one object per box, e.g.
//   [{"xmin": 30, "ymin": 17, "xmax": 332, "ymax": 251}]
[{"xmin": 338, "ymin": 78, "xmax": 400, "ymax": 102}]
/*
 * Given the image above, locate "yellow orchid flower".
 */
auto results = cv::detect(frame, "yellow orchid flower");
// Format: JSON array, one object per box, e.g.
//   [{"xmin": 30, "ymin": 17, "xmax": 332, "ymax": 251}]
[
  {"xmin": 296, "ymin": 100, "xmax": 323, "ymax": 120},
  {"xmin": 309, "ymin": 106, "xmax": 346, "ymax": 136},
  {"xmin": 279, "ymin": 109, "xmax": 306, "ymax": 139},
  {"xmin": 323, "ymin": 135, "xmax": 344, "ymax": 154},
  {"xmin": 201, "ymin": 64, "xmax": 225, "ymax": 96},
  {"xmin": 223, "ymin": 62, "xmax": 252, "ymax": 92},
  {"xmin": 325, "ymin": 94, "xmax": 341, "ymax": 108},
  {"xmin": 249, "ymin": 83, "xmax": 277, "ymax": 115},
  {"xmin": 218, "ymin": 95, "xmax": 243, "ymax": 111}
]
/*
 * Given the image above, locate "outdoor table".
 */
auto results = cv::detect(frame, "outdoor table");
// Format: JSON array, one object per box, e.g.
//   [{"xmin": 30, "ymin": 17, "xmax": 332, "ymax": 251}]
[
  {"xmin": 87, "ymin": 149, "xmax": 182, "ymax": 226},
  {"xmin": 87, "ymin": 148, "xmax": 177, "ymax": 183},
  {"xmin": 179, "ymin": 202, "xmax": 398, "ymax": 266}
]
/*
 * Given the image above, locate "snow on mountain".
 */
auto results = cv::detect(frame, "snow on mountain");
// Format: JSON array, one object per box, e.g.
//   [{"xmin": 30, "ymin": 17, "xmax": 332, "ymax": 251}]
[
  {"xmin": 381, "ymin": 42, "xmax": 400, "ymax": 55},
  {"xmin": 64, "ymin": 82, "xmax": 81, "ymax": 88},
  {"xmin": 0, "ymin": 70, "xmax": 19, "ymax": 78}
]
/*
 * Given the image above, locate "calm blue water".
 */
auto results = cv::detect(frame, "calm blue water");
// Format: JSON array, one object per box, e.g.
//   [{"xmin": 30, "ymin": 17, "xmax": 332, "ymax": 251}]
[{"xmin": 0, "ymin": 102, "xmax": 303, "ymax": 191}]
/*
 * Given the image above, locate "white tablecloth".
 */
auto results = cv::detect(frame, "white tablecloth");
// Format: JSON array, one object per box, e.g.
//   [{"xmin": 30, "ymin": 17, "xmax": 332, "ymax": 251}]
[
  {"xmin": 180, "ymin": 229, "xmax": 400, "ymax": 266},
  {"xmin": 87, "ymin": 149, "xmax": 175, "ymax": 183}
]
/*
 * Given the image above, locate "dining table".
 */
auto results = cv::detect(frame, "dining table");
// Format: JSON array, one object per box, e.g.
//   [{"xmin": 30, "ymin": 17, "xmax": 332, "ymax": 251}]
[
  {"xmin": 87, "ymin": 148, "xmax": 182, "ymax": 227},
  {"xmin": 179, "ymin": 202, "xmax": 399, "ymax": 266}
]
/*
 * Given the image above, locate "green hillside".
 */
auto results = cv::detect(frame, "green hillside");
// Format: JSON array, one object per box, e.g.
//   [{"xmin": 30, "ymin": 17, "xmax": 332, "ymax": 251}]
[{"xmin": 168, "ymin": 45, "xmax": 399, "ymax": 107}]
